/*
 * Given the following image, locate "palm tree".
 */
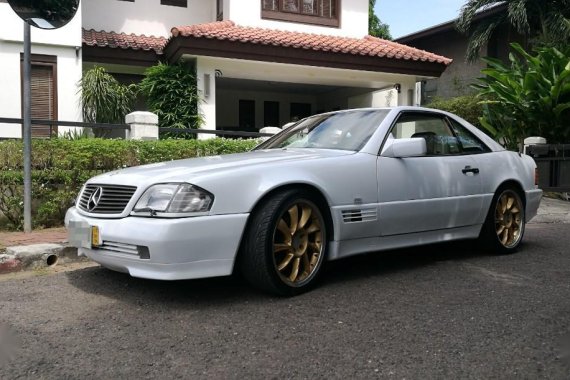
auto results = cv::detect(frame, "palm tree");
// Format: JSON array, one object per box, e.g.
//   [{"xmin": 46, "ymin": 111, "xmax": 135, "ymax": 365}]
[
  {"xmin": 457, "ymin": 0, "xmax": 570, "ymax": 61},
  {"xmin": 78, "ymin": 66, "xmax": 137, "ymax": 137}
]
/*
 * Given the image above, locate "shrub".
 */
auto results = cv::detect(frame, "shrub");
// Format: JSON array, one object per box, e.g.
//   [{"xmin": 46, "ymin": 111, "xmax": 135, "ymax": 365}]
[
  {"xmin": 139, "ymin": 63, "xmax": 203, "ymax": 132},
  {"xmin": 78, "ymin": 66, "xmax": 137, "ymax": 137},
  {"xmin": 473, "ymin": 43, "xmax": 570, "ymax": 150},
  {"xmin": 426, "ymin": 95, "xmax": 484, "ymax": 129},
  {"xmin": 0, "ymin": 138, "xmax": 259, "ymax": 230}
]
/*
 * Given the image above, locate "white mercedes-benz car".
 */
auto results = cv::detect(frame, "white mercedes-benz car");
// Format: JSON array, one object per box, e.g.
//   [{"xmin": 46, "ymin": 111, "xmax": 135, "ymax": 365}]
[{"xmin": 66, "ymin": 107, "xmax": 542, "ymax": 295}]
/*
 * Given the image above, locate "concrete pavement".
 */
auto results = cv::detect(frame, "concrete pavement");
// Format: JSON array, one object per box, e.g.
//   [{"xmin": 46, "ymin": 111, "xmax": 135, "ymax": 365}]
[{"xmin": 0, "ymin": 196, "xmax": 569, "ymax": 274}]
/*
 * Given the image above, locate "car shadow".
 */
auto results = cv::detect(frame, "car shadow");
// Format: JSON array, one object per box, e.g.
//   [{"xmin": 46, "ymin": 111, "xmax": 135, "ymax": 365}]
[
  {"xmin": 322, "ymin": 239, "xmax": 489, "ymax": 285},
  {"xmin": 66, "ymin": 265, "xmax": 264, "ymax": 308},
  {"xmin": 66, "ymin": 238, "xmax": 525, "ymax": 305}
]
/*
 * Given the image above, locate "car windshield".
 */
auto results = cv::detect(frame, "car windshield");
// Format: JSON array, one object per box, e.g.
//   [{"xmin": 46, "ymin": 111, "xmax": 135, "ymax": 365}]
[{"xmin": 255, "ymin": 109, "xmax": 390, "ymax": 151}]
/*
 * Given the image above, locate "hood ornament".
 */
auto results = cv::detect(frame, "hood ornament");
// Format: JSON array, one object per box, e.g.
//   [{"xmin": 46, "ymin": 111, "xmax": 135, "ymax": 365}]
[{"xmin": 87, "ymin": 187, "xmax": 103, "ymax": 212}]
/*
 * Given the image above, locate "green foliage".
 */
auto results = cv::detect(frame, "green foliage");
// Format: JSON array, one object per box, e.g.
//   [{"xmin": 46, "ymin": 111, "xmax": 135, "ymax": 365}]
[
  {"xmin": 0, "ymin": 138, "xmax": 259, "ymax": 230},
  {"xmin": 457, "ymin": 0, "xmax": 570, "ymax": 61},
  {"xmin": 139, "ymin": 63, "xmax": 203, "ymax": 132},
  {"xmin": 59, "ymin": 128, "xmax": 91, "ymax": 140},
  {"xmin": 426, "ymin": 95, "xmax": 485, "ymax": 128},
  {"xmin": 473, "ymin": 43, "xmax": 570, "ymax": 150},
  {"xmin": 78, "ymin": 66, "xmax": 137, "ymax": 136},
  {"xmin": 368, "ymin": 0, "xmax": 392, "ymax": 40}
]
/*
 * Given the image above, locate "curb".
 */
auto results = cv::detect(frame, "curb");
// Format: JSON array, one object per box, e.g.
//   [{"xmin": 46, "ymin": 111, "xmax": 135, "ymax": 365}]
[{"xmin": 0, "ymin": 244, "xmax": 86, "ymax": 274}]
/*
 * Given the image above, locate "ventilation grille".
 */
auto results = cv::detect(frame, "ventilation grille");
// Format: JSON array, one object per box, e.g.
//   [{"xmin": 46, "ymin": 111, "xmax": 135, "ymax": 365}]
[
  {"xmin": 95, "ymin": 241, "xmax": 150, "ymax": 259},
  {"xmin": 342, "ymin": 208, "xmax": 377, "ymax": 223},
  {"xmin": 98, "ymin": 241, "xmax": 139, "ymax": 256},
  {"xmin": 78, "ymin": 184, "xmax": 137, "ymax": 214}
]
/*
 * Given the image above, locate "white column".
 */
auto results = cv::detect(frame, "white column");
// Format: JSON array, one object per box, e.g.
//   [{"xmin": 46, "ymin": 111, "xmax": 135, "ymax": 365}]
[
  {"xmin": 125, "ymin": 111, "xmax": 158, "ymax": 140},
  {"xmin": 196, "ymin": 57, "xmax": 216, "ymax": 140},
  {"xmin": 523, "ymin": 136, "xmax": 547, "ymax": 155}
]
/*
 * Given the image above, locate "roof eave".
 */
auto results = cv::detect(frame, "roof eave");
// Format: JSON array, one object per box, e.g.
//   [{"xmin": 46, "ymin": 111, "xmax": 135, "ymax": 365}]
[
  {"xmin": 163, "ymin": 36, "xmax": 450, "ymax": 78},
  {"xmin": 82, "ymin": 45, "xmax": 162, "ymax": 67}
]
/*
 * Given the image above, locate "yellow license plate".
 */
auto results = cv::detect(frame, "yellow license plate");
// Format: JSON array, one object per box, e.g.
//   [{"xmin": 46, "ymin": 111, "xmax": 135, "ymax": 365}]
[{"xmin": 91, "ymin": 226, "xmax": 101, "ymax": 247}]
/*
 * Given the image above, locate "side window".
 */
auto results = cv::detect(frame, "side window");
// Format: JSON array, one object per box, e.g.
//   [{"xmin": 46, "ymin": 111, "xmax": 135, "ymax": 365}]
[
  {"xmin": 448, "ymin": 118, "xmax": 491, "ymax": 154},
  {"xmin": 391, "ymin": 113, "xmax": 460, "ymax": 155}
]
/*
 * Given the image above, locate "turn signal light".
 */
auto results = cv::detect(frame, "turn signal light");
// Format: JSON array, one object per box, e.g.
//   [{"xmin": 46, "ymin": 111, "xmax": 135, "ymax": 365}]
[{"xmin": 535, "ymin": 167, "xmax": 539, "ymax": 187}]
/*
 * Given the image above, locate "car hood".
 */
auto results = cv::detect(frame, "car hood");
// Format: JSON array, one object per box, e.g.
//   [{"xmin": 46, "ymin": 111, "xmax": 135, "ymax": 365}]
[{"xmin": 87, "ymin": 148, "xmax": 355, "ymax": 187}]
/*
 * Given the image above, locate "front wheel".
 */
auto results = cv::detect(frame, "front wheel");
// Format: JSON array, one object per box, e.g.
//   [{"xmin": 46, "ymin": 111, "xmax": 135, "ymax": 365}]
[
  {"xmin": 480, "ymin": 188, "xmax": 525, "ymax": 254},
  {"xmin": 240, "ymin": 189, "xmax": 328, "ymax": 296}
]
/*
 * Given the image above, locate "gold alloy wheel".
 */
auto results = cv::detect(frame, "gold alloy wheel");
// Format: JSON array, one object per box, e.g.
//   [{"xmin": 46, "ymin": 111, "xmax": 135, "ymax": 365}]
[
  {"xmin": 494, "ymin": 191, "xmax": 523, "ymax": 248},
  {"xmin": 273, "ymin": 201, "xmax": 324, "ymax": 286}
]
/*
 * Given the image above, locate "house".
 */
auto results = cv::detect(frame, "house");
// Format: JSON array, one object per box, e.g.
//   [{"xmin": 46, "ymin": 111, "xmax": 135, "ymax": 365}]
[
  {"xmin": 0, "ymin": 0, "xmax": 452, "ymax": 138},
  {"xmin": 396, "ymin": 3, "xmax": 526, "ymax": 104}
]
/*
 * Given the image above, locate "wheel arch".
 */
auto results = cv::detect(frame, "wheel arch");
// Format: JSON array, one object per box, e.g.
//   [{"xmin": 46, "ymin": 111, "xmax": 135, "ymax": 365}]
[
  {"xmin": 232, "ymin": 183, "xmax": 335, "ymax": 274},
  {"xmin": 252, "ymin": 183, "xmax": 334, "ymax": 241},
  {"xmin": 494, "ymin": 179, "xmax": 527, "ymax": 206}
]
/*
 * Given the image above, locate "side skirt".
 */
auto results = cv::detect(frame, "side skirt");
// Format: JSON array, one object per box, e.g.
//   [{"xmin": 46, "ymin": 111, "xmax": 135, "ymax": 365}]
[{"xmin": 327, "ymin": 224, "xmax": 482, "ymax": 261}]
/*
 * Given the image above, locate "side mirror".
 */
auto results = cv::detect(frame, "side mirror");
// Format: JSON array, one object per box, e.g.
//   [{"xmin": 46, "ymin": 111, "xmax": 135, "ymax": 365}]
[
  {"xmin": 8, "ymin": 0, "xmax": 80, "ymax": 30},
  {"xmin": 382, "ymin": 138, "xmax": 427, "ymax": 158}
]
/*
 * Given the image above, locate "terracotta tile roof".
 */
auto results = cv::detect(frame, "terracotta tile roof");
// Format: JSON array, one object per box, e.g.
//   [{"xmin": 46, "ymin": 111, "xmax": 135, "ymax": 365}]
[
  {"xmin": 82, "ymin": 29, "xmax": 167, "ymax": 54},
  {"xmin": 171, "ymin": 21, "xmax": 452, "ymax": 65}
]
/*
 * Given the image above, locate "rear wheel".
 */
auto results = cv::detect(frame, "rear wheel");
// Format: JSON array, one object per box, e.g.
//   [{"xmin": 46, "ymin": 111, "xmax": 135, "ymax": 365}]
[
  {"xmin": 240, "ymin": 189, "xmax": 327, "ymax": 296},
  {"xmin": 480, "ymin": 188, "xmax": 525, "ymax": 254}
]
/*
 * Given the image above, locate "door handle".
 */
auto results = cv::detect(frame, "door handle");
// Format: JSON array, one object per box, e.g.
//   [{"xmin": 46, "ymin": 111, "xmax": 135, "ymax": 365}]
[{"xmin": 462, "ymin": 166, "xmax": 480, "ymax": 174}]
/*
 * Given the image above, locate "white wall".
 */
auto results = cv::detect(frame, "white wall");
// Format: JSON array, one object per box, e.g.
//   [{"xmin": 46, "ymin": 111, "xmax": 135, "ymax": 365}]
[
  {"xmin": 82, "ymin": 0, "xmax": 215, "ymax": 37},
  {"xmin": 227, "ymin": 0, "xmax": 368, "ymax": 38},
  {"xmin": 0, "ymin": 41, "xmax": 83, "ymax": 138},
  {"xmin": 0, "ymin": 3, "xmax": 82, "ymax": 138},
  {"xmin": 82, "ymin": 0, "xmax": 367, "ymax": 38},
  {"xmin": 397, "ymin": 80, "xmax": 417, "ymax": 106}
]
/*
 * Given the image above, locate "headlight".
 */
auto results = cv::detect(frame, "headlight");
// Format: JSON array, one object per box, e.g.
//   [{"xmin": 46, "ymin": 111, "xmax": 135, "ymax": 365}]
[{"xmin": 132, "ymin": 183, "xmax": 213, "ymax": 217}]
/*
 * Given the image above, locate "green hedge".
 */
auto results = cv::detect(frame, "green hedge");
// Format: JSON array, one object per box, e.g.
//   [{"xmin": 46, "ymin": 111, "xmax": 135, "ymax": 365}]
[
  {"xmin": 0, "ymin": 138, "xmax": 259, "ymax": 230},
  {"xmin": 425, "ymin": 95, "xmax": 484, "ymax": 129}
]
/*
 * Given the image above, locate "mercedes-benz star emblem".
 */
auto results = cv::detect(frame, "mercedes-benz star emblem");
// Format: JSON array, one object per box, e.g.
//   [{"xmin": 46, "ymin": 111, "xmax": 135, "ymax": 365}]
[{"xmin": 87, "ymin": 187, "xmax": 103, "ymax": 212}]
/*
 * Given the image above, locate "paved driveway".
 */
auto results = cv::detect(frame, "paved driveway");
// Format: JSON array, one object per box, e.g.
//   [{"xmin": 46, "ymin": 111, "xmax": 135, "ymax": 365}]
[{"xmin": 1, "ymin": 223, "xmax": 569, "ymax": 379}]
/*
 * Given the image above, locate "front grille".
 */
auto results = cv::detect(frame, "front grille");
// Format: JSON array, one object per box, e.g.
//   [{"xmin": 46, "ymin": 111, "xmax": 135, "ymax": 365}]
[{"xmin": 78, "ymin": 184, "xmax": 137, "ymax": 214}]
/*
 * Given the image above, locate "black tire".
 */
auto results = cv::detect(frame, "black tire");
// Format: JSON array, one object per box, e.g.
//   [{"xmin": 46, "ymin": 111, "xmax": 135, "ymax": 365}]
[
  {"xmin": 239, "ymin": 189, "xmax": 328, "ymax": 296},
  {"xmin": 480, "ymin": 187, "xmax": 525, "ymax": 254}
]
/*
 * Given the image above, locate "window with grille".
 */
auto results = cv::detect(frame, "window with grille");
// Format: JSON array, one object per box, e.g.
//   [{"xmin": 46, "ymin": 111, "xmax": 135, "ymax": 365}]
[
  {"xmin": 262, "ymin": 0, "xmax": 339, "ymax": 27},
  {"xmin": 21, "ymin": 55, "xmax": 57, "ymax": 137}
]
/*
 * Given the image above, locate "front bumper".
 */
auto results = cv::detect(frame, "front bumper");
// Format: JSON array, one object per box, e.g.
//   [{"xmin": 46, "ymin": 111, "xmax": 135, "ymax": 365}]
[{"xmin": 65, "ymin": 207, "xmax": 249, "ymax": 280}]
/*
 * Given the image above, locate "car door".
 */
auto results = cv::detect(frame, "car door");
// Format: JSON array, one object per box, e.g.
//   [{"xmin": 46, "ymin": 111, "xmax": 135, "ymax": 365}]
[{"xmin": 376, "ymin": 111, "xmax": 483, "ymax": 236}]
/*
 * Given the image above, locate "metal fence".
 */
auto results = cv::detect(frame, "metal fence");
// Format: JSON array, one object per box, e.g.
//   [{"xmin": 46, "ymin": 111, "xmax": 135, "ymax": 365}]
[
  {"xmin": 0, "ymin": 118, "xmax": 273, "ymax": 139},
  {"xmin": 527, "ymin": 144, "xmax": 570, "ymax": 192}
]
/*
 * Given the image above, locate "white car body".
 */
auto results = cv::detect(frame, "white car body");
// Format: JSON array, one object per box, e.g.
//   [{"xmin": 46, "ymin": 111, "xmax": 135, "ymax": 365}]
[{"xmin": 66, "ymin": 107, "xmax": 542, "ymax": 283}]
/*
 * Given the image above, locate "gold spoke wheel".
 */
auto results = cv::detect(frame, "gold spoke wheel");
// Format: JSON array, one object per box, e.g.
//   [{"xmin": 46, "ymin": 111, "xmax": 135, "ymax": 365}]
[
  {"xmin": 273, "ymin": 201, "xmax": 324, "ymax": 286},
  {"xmin": 494, "ymin": 191, "xmax": 523, "ymax": 249},
  {"xmin": 240, "ymin": 190, "xmax": 328, "ymax": 296}
]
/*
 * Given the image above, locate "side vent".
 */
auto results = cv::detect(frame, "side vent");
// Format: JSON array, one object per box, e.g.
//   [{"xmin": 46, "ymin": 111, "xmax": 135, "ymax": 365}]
[{"xmin": 342, "ymin": 208, "xmax": 377, "ymax": 223}]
